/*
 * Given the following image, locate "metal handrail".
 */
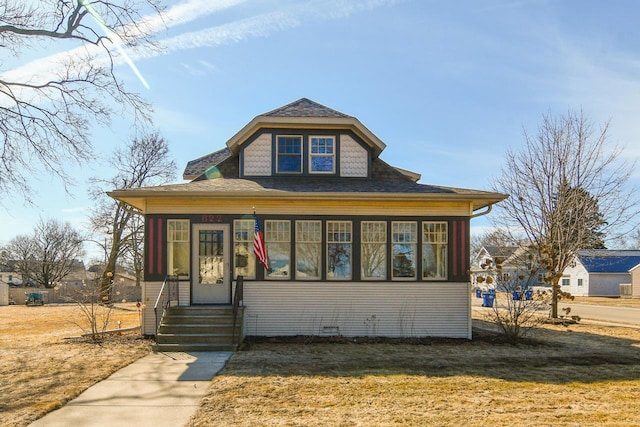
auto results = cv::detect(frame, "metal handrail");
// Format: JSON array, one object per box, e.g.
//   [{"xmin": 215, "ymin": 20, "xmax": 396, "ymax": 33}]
[
  {"xmin": 232, "ymin": 276, "xmax": 244, "ymax": 345},
  {"xmin": 153, "ymin": 275, "xmax": 179, "ymax": 336}
]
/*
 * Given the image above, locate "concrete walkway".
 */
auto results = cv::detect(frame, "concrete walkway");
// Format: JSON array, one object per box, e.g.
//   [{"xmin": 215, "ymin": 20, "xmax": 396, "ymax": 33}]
[{"xmin": 30, "ymin": 351, "xmax": 233, "ymax": 427}]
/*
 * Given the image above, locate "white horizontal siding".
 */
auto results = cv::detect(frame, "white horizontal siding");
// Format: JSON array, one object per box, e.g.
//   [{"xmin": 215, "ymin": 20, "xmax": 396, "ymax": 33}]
[
  {"xmin": 178, "ymin": 280, "xmax": 190, "ymax": 306},
  {"xmin": 588, "ymin": 273, "xmax": 630, "ymax": 296},
  {"xmin": 242, "ymin": 281, "xmax": 471, "ymax": 338},
  {"xmin": 142, "ymin": 281, "xmax": 163, "ymax": 335},
  {"xmin": 633, "ymin": 268, "xmax": 640, "ymax": 298},
  {"xmin": 141, "ymin": 280, "xmax": 191, "ymax": 335}
]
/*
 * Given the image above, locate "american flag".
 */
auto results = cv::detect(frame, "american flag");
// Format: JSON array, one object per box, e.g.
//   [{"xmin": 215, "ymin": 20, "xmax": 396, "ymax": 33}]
[{"xmin": 253, "ymin": 214, "xmax": 270, "ymax": 272}]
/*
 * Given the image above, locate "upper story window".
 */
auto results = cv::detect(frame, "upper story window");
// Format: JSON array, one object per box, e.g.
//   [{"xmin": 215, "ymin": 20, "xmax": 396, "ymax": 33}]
[
  {"xmin": 276, "ymin": 136, "xmax": 302, "ymax": 173},
  {"xmin": 309, "ymin": 136, "xmax": 335, "ymax": 173}
]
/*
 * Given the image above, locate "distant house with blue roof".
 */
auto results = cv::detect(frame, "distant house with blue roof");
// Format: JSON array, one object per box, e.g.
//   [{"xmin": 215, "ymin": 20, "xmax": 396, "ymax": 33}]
[{"xmin": 561, "ymin": 250, "xmax": 640, "ymax": 297}]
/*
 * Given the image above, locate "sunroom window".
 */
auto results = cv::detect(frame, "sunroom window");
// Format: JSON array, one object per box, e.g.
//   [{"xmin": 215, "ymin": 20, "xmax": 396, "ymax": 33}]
[
  {"xmin": 276, "ymin": 136, "xmax": 302, "ymax": 173},
  {"xmin": 265, "ymin": 220, "xmax": 291, "ymax": 278},
  {"xmin": 327, "ymin": 221, "xmax": 352, "ymax": 279},
  {"xmin": 167, "ymin": 219, "xmax": 190, "ymax": 277},
  {"xmin": 233, "ymin": 219, "xmax": 256, "ymax": 279},
  {"xmin": 392, "ymin": 221, "xmax": 417, "ymax": 279},
  {"xmin": 295, "ymin": 220, "xmax": 322, "ymax": 279},
  {"xmin": 361, "ymin": 221, "xmax": 387, "ymax": 279},
  {"xmin": 422, "ymin": 221, "xmax": 448, "ymax": 280},
  {"xmin": 309, "ymin": 136, "xmax": 335, "ymax": 173}
]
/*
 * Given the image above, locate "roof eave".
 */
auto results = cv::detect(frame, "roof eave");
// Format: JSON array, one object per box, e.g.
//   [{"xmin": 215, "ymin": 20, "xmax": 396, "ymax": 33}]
[
  {"xmin": 108, "ymin": 189, "xmax": 506, "ymax": 212},
  {"xmin": 225, "ymin": 115, "xmax": 386, "ymax": 157}
]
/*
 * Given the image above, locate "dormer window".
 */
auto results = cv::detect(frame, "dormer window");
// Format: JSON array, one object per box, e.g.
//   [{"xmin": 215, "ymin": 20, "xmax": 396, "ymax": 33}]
[
  {"xmin": 276, "ymin": 135, "xmax": 302, "ymax": 173},
  {"xmin": 309, "ymin": 136, "xmax": 335, "ymax": 173}
]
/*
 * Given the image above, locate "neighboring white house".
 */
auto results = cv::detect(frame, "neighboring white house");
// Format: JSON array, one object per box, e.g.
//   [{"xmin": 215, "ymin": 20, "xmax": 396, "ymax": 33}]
[
  {"xmin": 470, "ymin": 244, "xmax": 547, "ymax": 291},
  {"xmin": 561, "ymin": 250, "xmax": 640, "ymax": 297}
]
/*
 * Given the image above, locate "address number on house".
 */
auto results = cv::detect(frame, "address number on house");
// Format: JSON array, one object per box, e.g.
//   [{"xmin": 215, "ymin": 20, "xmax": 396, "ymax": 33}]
[{"xmin": 201, "ymin": 215, "xmax": 223, "ymax": 223}]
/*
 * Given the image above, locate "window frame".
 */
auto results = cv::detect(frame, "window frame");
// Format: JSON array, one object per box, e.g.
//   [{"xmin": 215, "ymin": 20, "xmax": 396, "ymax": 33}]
[
  {"xmin": 167, "ymin": 219, "xmax": 190, "ymax": 278},
  {"xmin": 276, "ymin": 135, "xmax": 303, "ymax": 174},
  {"xmin": 309, "ymin": 136, "xmax": 336, "ymax": 174},
  {"xmin": 233, "ymin": 219, "xmax": 256, "ymax": 280},
  {"xmin": 391, "ymin": 221, "xmax": 417, "ymax": 280},
  {"xmin": 421, "ymin": 221, "xmax": 448, "ymax": 280},
  {"xmin": 264, "ymin": 219, "xmax": 291, "ymax": 279},
  {"xmin": 295, "ymin": 220, "xmax": 322, "ymax": 280},
  {"xmin": 326, "ymin": 220, "xmax": 352, "ymax": 280},
  {"xmin": 361, "ymin": 221, "xmax": 387, "ymax": 280}
]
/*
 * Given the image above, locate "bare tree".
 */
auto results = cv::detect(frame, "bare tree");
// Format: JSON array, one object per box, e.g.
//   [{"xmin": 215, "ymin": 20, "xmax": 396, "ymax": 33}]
[
  {"xmin": 89, "ymin": 131, "xmax": 176, "ymax": 300},
  {"xmin": 477, "ymin": 255, "xmax": 552, "ymax": 343},
  {"xmin": 0, "ymin": 0, "xmax": 165, "ymax": 203},
  {"xmin": 5, "ymin": 218, "xmax": 84, "ymax": 288},
  {"xmin": 492, "ymin": 110, "xmax": 638, "ymax": 319}
]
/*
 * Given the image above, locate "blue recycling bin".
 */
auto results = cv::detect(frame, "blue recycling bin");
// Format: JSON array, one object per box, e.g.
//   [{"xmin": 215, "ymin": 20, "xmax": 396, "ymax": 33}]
[
  {"xmin": 482, "ymin": 292, "xmax": 495, "ymax": 307},
  {"xmin": 475, "ymin": 288, "xmax": 482, "ymax": 298},
  {"xmin": 512, "ymin": 291, "xmax": 521, "ymax": 300},
  {"xmin": 525, "ymin": 289, "xmax": 533, "ymax": 300}
]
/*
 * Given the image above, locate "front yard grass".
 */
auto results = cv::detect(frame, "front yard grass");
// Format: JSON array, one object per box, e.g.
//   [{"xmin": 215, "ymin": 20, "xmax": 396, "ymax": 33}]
[{"xmin": 188, "ymin": 322, "xmax": 640, "ymax": 426}]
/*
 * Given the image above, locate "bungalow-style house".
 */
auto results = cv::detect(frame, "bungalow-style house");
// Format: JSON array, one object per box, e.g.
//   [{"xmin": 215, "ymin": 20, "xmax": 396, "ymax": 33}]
[
  {"xmin": 560, "ymin": 250, "xmax": 640, "ymax": 297},
  {"xmin": 108, "ymin": 98, "xmax": 507, "ymax": 347},
  {"xmin": 470, "ymin": 244, "xmax": 548, "ymax": 292}
]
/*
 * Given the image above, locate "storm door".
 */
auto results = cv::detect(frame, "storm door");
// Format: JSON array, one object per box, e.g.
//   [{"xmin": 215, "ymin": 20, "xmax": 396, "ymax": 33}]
[{"xmin": 192, "ymin": 224, "xmax": 230, "ymax": 304}]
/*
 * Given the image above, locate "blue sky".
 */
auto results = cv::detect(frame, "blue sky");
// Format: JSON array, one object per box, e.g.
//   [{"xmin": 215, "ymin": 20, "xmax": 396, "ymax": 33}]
[{"xmin": 2, "ymin": 0, "xmax": 639, "ymax": 259}]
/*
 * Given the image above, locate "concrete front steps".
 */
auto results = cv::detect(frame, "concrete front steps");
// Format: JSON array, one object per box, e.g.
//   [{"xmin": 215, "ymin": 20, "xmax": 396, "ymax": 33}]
[{"xmin": 155, "ymin": 305, "xmax": 243, "ymax": 352}]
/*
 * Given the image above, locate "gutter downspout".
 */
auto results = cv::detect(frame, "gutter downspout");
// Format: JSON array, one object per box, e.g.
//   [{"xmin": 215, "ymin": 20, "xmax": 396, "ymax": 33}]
[
  {"xmin": 468, "ymin": 202, "xmax": 494, "ymax": 339},
  {"xmin": 471, "ymin": 203, "xmax": 493, "ymax": 219}
]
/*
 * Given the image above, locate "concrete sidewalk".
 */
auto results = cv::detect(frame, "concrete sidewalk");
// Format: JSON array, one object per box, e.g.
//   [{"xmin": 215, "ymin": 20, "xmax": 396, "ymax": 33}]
[{"xmin": 30, "ymin": 351, "xmax": 233, "ymax": 427}]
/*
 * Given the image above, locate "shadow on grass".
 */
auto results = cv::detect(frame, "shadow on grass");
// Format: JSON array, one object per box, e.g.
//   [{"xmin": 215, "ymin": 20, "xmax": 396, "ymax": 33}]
[{"xmin": 226, "ymin": 320, "xmax": 640, "ymax": 385}]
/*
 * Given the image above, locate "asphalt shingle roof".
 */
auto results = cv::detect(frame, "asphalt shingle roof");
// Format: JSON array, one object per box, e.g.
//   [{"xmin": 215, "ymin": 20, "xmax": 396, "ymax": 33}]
[
  {"xmin": 184, "ymin": 148, "xmax": 232, "ymax": 179},
  {"xmin": 262, "ymin": 98, "xmax": 352, "ymax": 118},
  {"xmin": 577, "ymin": 250, "xmax": 640, "ymax": 273}
]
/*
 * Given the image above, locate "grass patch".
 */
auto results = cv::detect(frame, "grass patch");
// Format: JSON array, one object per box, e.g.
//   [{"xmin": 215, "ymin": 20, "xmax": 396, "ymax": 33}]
[
  {"xmin": 0, "ymin": 304, "xmax": 151, "ymax": 427},
  {"xmin": 188, "ymin": 321, "xmax": 640, "ymax": 426}
]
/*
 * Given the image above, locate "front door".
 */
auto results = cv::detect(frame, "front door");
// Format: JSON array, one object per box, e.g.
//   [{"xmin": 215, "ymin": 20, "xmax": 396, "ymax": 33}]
[{"xmin": 192, "ymin": 224, "xmax": 230, "ymax": 304}]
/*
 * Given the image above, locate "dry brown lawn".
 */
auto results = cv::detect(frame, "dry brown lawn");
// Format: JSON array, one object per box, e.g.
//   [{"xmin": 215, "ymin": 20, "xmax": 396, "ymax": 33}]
[
  {"xmin": 0, "ymin": 303, "xmax": 151, "ymax": 427},
  {"xmin": 188, "ymin": 322, "xmax": 640, "ymax": 426},
  {"xmin": 2, "ymin": 302, "xmax": 640, "ymax": 427}
]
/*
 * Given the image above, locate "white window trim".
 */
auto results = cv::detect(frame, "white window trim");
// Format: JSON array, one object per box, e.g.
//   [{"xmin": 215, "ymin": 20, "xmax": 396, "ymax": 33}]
[
  {"xmin": 295, "ymin": 220, "xmax": 322, "ymax": 280},
  {"xmin": 326, "ymin": 220, "xmax": 352, "ymax": 280},
  {"xmin": 264, "ymin": 220, "xmax": 291, "ymax": 280},
  {"xmin": 391, "ymin": 221, "xmax": 417, "ymax": 281},
  {"xmin": 167, "ymin": 219, "xmax": 190, "ymax": 278},
  {"xmin": 309, "ymin": 135, "xmax": 336, "ymax": 174},
  {"xmin": 422, "ymin": 221, "xmax": 448, "ymax": 281},
  {"xmin": 361, "ymin": 221, "xmax": 387, "ymax": 280},
  {"xmin": 233, "ymin": 219, "xmax": 256, "ymax": 280},
  {"xmin": 276, "ymin": 135, "xmax": 303, "ymax": 174}
]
